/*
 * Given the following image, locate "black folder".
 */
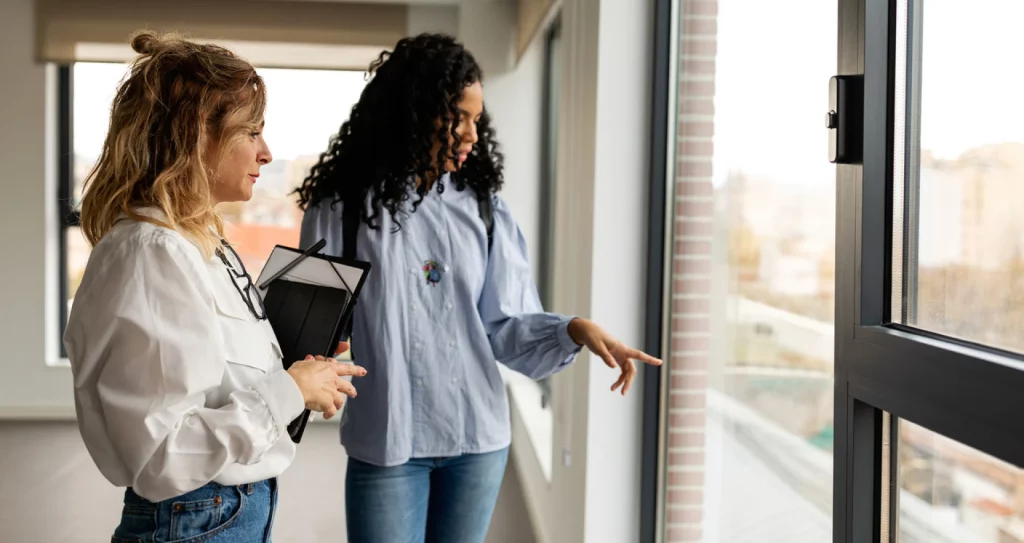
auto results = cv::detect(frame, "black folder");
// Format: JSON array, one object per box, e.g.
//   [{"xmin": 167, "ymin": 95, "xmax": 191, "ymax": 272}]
[{"xmin": 255, "ymin": 241, "xmax": 371, "ymax": 443}]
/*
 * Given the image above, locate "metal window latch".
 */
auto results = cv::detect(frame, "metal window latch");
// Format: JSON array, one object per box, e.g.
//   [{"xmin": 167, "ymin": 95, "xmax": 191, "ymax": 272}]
[{"xmin": 827, "ymin": 75, "xmax": 863, "ymax": 164}]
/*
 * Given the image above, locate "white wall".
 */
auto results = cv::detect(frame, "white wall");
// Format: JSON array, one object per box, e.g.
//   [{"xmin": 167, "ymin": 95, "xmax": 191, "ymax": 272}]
[
  {"xmin": 546, "ymin": 0, "xmax": 653, "ymax": 541},
  {"xmin": 0, "ymin": 0, "xmax": 75, "ymax": 417},
  {"xmin": 457, "ymin": 1, "xmax": 517, "ymax": 77},
  {"xmin": 583, "ymin": 0, "xmax": 651, "ymax": 539},
  {"xmin": 407, "ymin": 4, "xmax": 459, "ymax": 37},
  {"xmin": 482, "ymin": 31, "xmax": 545, "ymax": 276}
]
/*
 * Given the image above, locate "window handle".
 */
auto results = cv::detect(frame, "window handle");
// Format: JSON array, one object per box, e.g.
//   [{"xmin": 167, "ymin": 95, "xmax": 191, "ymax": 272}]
[{"xmin": 828, "ymin": 75, "xmax": 863, "ymax": 164}]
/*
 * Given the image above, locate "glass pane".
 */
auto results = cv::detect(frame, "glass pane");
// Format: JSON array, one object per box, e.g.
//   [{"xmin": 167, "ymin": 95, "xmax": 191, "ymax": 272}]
[
  {"xmin": 222, "ymin": 68, "xmax": 367, "ymax": 277},
  {"xmin": 65, "ymin": 225, "xmax": 90, "ymax": 317},
  {"xmin": 659, "ymin": 0, "xmax": 837, "ymax": 541},
  {"xmin": 66, "ymin": 62, "xmax": 366, "ymax": 314},
  {"xmin": 897, "ymin": 0, "xmax": 1024, "ymax": 352},
  {"xmin": 899, "ymin": 419, "xmax": 1024, "ymax": 542},
  {"xmin": 505, "ymin": 20, "xmax": 562, "ymax": 483},
  {"xmin": 73, "ymin": 63, "xmax": 127, "ymax": 209}
]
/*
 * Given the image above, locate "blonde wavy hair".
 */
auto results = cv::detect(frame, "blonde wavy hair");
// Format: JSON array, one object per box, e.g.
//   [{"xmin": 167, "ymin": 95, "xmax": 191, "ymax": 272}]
[{"xmin": 80, "ymin": 31, "xmax": 267, "ymax": 256}]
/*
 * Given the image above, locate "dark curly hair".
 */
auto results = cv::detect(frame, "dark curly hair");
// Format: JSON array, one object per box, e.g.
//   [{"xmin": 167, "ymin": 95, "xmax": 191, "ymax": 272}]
[{"xmin": 294, "ymin": 33, "xmax": 504, "ymax": 230}]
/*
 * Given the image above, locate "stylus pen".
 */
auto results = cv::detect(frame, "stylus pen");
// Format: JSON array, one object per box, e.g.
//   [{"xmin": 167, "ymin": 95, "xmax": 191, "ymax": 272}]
[{"xmin": 257, "ymin": 238, "xmax": 327, "ymax": 291}]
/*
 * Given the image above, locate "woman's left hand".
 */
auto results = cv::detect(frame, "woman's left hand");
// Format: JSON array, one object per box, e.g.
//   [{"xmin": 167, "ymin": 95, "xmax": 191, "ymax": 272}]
[{"xmin": 567, "ymin": 318, "xmax": 663, "ymax": 395}]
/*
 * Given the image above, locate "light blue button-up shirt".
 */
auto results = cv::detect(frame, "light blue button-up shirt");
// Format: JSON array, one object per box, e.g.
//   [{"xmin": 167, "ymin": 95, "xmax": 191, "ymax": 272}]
[{"xmin": 300, "ymin": 177, "xmax": 582, "ymax": 466}]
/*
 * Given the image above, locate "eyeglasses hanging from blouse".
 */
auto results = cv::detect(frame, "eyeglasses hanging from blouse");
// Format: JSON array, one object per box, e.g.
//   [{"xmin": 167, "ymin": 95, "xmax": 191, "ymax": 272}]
[{"xmin": 215, "ymin": 239, "xmax": 267, "ymax": 321}]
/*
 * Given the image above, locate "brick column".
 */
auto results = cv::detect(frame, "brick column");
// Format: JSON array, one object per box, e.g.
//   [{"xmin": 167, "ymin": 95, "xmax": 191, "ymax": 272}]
[{"xmin": 664, "ymin": 1, "xmax": 718, "ymax": 542}]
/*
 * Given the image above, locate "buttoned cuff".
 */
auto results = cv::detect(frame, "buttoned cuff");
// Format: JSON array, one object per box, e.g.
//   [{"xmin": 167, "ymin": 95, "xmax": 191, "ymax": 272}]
[
  {"xmin": 558, "ymin": 317, "xmax": 585, "ymax": 358},
  {"xmin": 253, "ymin": 370, "xmax": 306, "ymax": 444}
]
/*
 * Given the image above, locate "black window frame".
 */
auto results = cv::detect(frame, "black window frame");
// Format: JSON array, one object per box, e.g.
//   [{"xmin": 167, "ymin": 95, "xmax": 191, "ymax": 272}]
[
  {"xmin": 57, "ymin": 64, "xmax": 78, "ymax": 359},
  {"xmin": 835, "ymin": 0, "xmax": 1024, "ymax": 541},
  {"xmin": 537, "ymin": 14, "xmax": 563, "ymax": 410},
  {"xmin": 538, "ymin": 13, "xmax": 561, "ymax": 312},
  {"xmin": 640, "ymin": 0, "xmax": 672, "ymax": 541}
]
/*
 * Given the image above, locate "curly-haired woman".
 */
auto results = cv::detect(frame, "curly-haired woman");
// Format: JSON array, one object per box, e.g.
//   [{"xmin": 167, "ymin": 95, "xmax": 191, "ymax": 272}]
[{"xmin": 296, "ymin": 33, "xmax": 661, "ymax": 543}]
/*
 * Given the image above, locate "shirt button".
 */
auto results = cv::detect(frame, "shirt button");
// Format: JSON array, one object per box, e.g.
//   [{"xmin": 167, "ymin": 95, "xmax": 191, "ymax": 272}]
[
  {"xmin": 451, "ymin": 377, "xmax": 458, "ymax": 385},
  {"xmin": 445, "ymin": 303, "xmax": 453, "ymax": 311},
  {"xmin": 411, "ymin": 304, "xmax": 417, "ymax": 312},
  {"xmin": 444, "ymin": 265, "xmax": 451, "ymax": 272},
  {"xmin": 416, "ymin": 379, "xmax": 423, "ymax": 387},
  {"xmin": 448, "ymin": 340, "xmax": 455, "ymax": 348}
]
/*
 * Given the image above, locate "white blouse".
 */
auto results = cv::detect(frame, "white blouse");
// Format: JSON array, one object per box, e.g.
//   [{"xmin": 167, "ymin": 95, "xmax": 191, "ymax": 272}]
[{"xmin": 64, "ymin": 210, "xmax": 305, "ymax": 503}]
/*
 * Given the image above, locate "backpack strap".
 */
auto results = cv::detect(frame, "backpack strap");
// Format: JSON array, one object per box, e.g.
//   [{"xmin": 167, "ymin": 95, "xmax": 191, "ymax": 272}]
[
  {"xmin": 341, "ymin": 197, "xmax": 360, "ymax": 262},
  {"xmin": 339, "ymin": 197, "xmax": 360, "ymax": 345},
  {"xmin": 477, "ymin": 191, "xmax": 494, "ymax": 252}
]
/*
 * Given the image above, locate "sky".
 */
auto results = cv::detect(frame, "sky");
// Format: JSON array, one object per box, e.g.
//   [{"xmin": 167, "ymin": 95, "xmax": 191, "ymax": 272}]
[
  {"xmin": 73, "ymin": 64, "xmax": 368, "ymax": 162},
  {"xmin": 916, "ymin": 0, "xmax": 1024, "ymax": 160},
  {"xmin": 711, "ymin": 0, "xmax": 838, "ymax": 188},
  {"xmin": 711, "ymin": 0, "xmax": 1024, "ymax": 187}
]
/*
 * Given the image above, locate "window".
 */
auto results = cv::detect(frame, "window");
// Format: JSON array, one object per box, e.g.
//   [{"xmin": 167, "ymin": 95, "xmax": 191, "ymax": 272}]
[
  {"xmin": 643, "ymin": 1, "xmax": 1024, "ymax": 541},
  {"xmin": 505, "ymin": 16, "xmax": 563, "ymax": 483},
  {"xmin": 892, "ymin": 0, "xmax": 1024, "ymax": 354},
  {"xmin": 59, "ymin": 62, "xmax": 367, "ymax": 356},
  {"xmin": 536, "ymin": 16, "xmax": 562, "ymax": 413},
  {"xmin": 647, "ymin": 0, "xmax": 1024, "ymax": 541},
  {"xmin": 649, "ymin": 0, "xmax": 838, "ymax": 541},
  {"xmin": 538, "ymin": 16, "xmax": 562, "ymax": 314},
  {"xmin": 898, "ymin": 419, "xmax": 1024, "ymax": 543},
  {"xmin": 832, "ymin": 0, "xmax": 1024, "ymax": 541}
]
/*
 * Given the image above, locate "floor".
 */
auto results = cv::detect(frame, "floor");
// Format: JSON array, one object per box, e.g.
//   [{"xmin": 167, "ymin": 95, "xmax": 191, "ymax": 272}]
[{"xmin": 0, "ymin": 421, "xmax": 536, "ymax": 543}]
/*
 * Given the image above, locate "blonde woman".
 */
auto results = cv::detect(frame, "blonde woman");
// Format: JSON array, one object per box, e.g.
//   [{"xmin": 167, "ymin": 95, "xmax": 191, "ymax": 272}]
[{"xmin": 64, "ymin": 33, "xmax": 364, "ymax": 543}]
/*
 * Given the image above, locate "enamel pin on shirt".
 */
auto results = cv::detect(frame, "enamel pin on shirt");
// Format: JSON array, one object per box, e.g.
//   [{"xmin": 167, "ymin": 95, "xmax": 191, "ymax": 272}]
[{"xmin": 422, "ymin": 260, "xmax": 443, "ymax": 286}]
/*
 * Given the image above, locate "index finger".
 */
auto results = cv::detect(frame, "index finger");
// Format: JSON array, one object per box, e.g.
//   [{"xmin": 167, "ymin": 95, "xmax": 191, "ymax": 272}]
[
  {"xmin": 335, "ymin": 364, "xmax": 367, "ymax": 377},
  {"xmin": 629, "ymin": 349, "xmax": 663, "ymax": 366}
]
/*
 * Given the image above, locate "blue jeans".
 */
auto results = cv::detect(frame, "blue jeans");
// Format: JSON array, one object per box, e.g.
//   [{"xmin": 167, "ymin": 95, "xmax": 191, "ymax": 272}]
[
  {"xmin": 345, "ymin": 448, "xmax": 509, "ymax": 543},
  {"xmin": 111, "ymin": 479, "xmax": 278, "ymax": 543}
]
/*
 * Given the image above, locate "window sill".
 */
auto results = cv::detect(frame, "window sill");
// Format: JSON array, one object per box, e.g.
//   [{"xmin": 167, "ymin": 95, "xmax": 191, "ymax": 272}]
[
  {"xmin": 46, "ymin": 357, "xmax": 71, "ymax": 369},
  {"xmin": 503, "ymin": 367, "xmax": 553, "ymax": 481}
]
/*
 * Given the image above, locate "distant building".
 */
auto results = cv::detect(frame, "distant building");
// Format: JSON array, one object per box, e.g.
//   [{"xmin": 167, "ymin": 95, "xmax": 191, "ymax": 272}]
[{"xmin": 922, "ymin": 143, "xmax": 1024, "ymax": 270}]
